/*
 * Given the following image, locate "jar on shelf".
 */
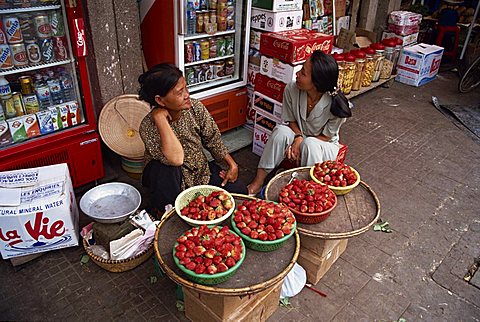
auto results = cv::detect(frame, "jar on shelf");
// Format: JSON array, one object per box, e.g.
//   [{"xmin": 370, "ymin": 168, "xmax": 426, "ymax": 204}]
[
  {"xmin": 352, "ymin": 50, "xmax": 366, "ymax": 91},
  {"xmin": 380, "ymin": 39, "xmax": 395, "ymax": 79},
  {"xmin": 362, "ymin": 47, "xmax": 375, "ymax": 87},
  {"xmin": 392, "ymin": 37, "xmax": 403, "ymax": 75},
  {"xmin": 333, "ymin": 53, "xmax": 345, "ymax": 92},
  {"xmin": 342, "ymin": 54, "xmax": 356, "ymax": 95},
  {"xmin": 371, "ymin": 43, "xmax": 385, "ymax": 82}
]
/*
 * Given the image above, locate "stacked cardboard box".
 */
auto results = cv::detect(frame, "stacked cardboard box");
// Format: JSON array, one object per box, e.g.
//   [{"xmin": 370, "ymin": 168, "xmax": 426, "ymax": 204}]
[
  {"xmin": 297, "ymin": 236, "xmax": 348, "ymax": 284},
  {"xmin": 251, "ymin": 28, "xmax": 334, "ymax": 156},
  {"xmin": 382, "ymin": 11, "xmax": 422, "ymax": 47}
]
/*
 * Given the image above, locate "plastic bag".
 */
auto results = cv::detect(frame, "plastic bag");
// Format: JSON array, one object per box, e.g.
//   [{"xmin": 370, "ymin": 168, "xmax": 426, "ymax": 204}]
[{"xmin": 280, "ymin": 263, "xmax": 307, "ymax": 299}]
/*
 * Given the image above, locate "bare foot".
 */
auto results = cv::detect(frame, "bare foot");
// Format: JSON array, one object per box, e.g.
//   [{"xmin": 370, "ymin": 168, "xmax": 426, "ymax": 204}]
[{"xmin": 247, "ymin": 183, "xmax": 262, "ymax": 196}]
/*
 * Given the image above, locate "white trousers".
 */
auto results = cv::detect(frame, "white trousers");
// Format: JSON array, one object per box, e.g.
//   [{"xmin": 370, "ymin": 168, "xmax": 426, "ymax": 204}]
[{"xmin": 258, "ymin": 125, "xmax": 340, "ymax": 171}]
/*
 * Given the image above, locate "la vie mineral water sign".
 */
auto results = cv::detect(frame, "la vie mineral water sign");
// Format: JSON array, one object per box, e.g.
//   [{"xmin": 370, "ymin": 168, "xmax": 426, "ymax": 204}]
[{"xmin": 0, "ymin": 164, "xmax": 79, "ymax": 259}]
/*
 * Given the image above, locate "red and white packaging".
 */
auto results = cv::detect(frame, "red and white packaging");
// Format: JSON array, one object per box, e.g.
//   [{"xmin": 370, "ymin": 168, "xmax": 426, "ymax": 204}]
[
  {"xmin": 388, "ymin": 11, "xmax": 422, "ymax": 26},
  {"xmin": 253, "ymin": 91, "xmax": 283, "ymax": 120},
  {"xmin": 254, "ymin": 73, "xmax": 286, "ymax": 103},
  {"xmin": 396, "ymin": 43, "xmax": 444, "ymax": 87},
  {"xmin": 260, "ymin": 29, "xmax": 334, "ymax": 64},
  {"xmin": 24, "ymin": 114, "xmax": 40, "ymax": 138},
  {"xmin": 0, "ymin": 121, "xmax": 13, "ymax": 146},
  {"xmin": 0, "ymin": 164, "xmax": 79, "ymax": 259},
  {"xmin": 245, "ymin": 86, "xmax": 255, "ymax": 129},
  {"xmin": 58, "ymin": 104, "xmax": 69, "ymax": 128},
  {"xmin": 252, "ymin": 110, "xmax": 282, "ymax": 156},
  {"xmin": 260, "ymin": 55, "xmax": 302, "ymax": 84},
  {"xmin": 248, "ymin": 63, "xmax": 260, "ymax": 88},
  {"xmin": 387, "ymin": 23, "xmax": 419, "ymax": 36},
  {"xmin": 67, "ymin": 101, "xmax": 80, "ymax": 126}
]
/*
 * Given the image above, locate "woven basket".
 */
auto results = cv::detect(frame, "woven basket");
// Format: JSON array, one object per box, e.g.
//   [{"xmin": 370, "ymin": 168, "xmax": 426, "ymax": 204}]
[
  {"xmin": 82, "ymin": 238, "xmax": 154, "ymax": 273},
  {"xmin": 230, "ymin": 215, "xmax": 297, "ymax": 252},
  {"xmin": 175, "ymin": 185, "xmax": 235, "ymax": 226},
  {"xmin": 172, "ymin": 229, "xmax": 246, "ymax": 285},
  {"xmin": 310, "ymin": 166, "xmax": 361, "ymax": 196},
  {"xmin": 287, "ymin": 192, "xmax": 337, "ymax": 224}
]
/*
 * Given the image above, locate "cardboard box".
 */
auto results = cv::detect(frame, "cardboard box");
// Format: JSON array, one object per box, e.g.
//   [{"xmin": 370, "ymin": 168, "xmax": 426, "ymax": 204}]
[
  {"xmin": 252, "ymin": 110, "xmax": 282, "ymax": 156},
  {"xmin": 247, "ymin": 62, "xmax": 260, "ymax": 88},
  {"xmin": 0, "ymin": 164, "xmax": 79, "ymax": 259},
  {"xmin": 260, "ymin": 55, "xmax": 302, "ymax": 84},
  {"xmin": 254, "ymin": 73, "xmax": 286, "ymax": 103},
  {"xmin": 337, "ymin": 27, "xmax": 377, "ymax": 50},
  {"xmin": 260, "ymin": 29, "xmax": 334, "ymax": 63},
  {"xmin": 253, "ymin": 91, "xmax": 283, "ymax": 120},
  {"xmin": 381, "ymin": 31, "xmax": 419, "ymax": 47},
  {"xmin": 388, "ymin": 11, "xmax": 422, "ymax": 26},
  {"xmin": 299, "ymin": 236, "xmax": 346, "ymax": 258},
  {"xmin": 297, "ymin": 239, "xmax": 348, "ymax": 285},
  {"xmin": 184, "ymin": 281, "xmax": 282, "ymax": 321},
  {"xmin": 252, "ymin": 0, "xmax": 302, "ymax": 12},
  {"xmin": 396, "ymin": 43, "xmax": 444, "ymax": 87},
  {"xmin": 251, "ymin": 8, "xmax": 303, "ymax": 32},
  {"xmin": 245, "ymin": 86, "xmax": 256, "ymax": 127},
  {"xmin": 250, "ymin": 29, "xmax": 264, "ymax": 50}
]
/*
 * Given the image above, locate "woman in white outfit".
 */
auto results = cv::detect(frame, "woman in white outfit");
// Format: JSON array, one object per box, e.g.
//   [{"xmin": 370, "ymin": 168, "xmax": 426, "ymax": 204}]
[{"xmin": 248, "ymin": 50, "xmax": 352, "ymax": 195}]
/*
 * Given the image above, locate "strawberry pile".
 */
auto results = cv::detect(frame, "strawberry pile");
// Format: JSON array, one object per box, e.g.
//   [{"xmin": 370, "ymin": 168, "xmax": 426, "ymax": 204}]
[
  {"xmin": 279, "ymin": 179, "xmax": 336, "ymax": 213},
  {"xmin": 232, "ymin": 199, "xmax": 295, "ymax": 241},
  {"xmin": 312, "ymin": 160, "xmax": 357, "ymax": 187},
  {"xmin": 174, "ymin": 225, "xmax": 243, "ymax": 275},
  {"xmin": 180, "ymin": 191, "xmax": 233, "ymax": 221}
]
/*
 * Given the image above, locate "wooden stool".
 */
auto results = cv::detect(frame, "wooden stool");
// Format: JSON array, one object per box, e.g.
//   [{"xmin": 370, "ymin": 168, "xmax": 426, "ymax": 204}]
[{"xmin": 435, "ymin": 25, "xmax": 460, "ymax": 60}]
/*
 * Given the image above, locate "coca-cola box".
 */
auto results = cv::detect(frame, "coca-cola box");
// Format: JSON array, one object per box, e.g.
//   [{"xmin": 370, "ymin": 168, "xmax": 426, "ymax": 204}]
[
  {"xmin": 253, "ymin": 91, "xmax": 283, "ymax": 120},
  {"xmin": 254, "ymin": 73, "xmax": 286, "ymax": 103},
  {"xmin": 0, "ymin": 163, "xmax": 79, "ymax": 259},
  {"xmin": 260, "ymin": 29, "xmax": 334, "ymax": 64},
  {"xmin": 260, "ymin": 55, "xmax": 303, "ymax": 84},
  {"xmin": 253, "ymin": 110, "xmax": 283, "ymax": 156}
]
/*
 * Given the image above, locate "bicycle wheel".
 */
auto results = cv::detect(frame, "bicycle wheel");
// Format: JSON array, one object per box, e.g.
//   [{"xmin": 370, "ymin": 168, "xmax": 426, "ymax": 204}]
[{"xmin": 458, "ymin": 55, "xmax": 480, "ymax": 93}]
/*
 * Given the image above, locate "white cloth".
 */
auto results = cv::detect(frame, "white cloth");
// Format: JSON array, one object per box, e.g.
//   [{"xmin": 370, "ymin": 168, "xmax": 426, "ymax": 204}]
[
  {"xmin": 258, "ymin": 82, "xmax": 345, "ymax": 171},
  {"xmin": 109, "ymin": 221, "xmax": 159, "ymax": 260},
  {"xmin": 280, "ymin": 263, "xmax": 307, "ymax": 298}
]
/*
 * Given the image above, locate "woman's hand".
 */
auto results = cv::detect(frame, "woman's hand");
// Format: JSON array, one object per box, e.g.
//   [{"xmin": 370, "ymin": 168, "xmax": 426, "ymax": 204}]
[
  {"xmin": 219, "ymin": 164, "xmax": 238, "ymax": 186},
  {"xmin": 152, "ymin": 107, "xmax": 171, "ymax": 123},
  {"xmin": 285, "ymin": 137, "xmax": 303, "ymax": 164}
]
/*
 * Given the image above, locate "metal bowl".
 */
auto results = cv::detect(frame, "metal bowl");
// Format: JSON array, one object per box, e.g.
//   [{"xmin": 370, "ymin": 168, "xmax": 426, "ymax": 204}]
[{"xmin": 79, "ymin": 182, "xmax": 141, "ymax": 223}]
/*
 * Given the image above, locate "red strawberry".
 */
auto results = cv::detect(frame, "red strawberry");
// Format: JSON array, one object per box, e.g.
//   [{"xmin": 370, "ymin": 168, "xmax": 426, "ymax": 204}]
[
  {"xmin": 258, "ymin": 231, "xmax": 268, "ymax": 241},
  {"xmin": 225, "ymin": 257, "xmax": 236, "ymax": 268},
  {"xmin": 185, "ymin": 250, "xmax": 195, "ymax": 258},
  {"xmin": 194, "ymin": 256, "xmax": 204, "ymax": 264},
  {"xmin": 250, "ymin": 231, "xmax": 259, "ymax": 239},
  {"xmin": 241, "ymin": 227, "xmax": 251, "ymax": 236},
  {"xmin": 206, "ymin": 264, "xmax": 217, "ymax": 275},
  {"xmin": 204, "ymin": 249, "xmax": 216, "ymax": 258},
  {"xmin": 177, "ymin": 235, "xmax": 187, "ymax": 243},
  {"xmin": 193, "ymin": 246, "xmax": 206, "ymax": 256},
  {"xmin": 185, "ymin": 262, "xmax": 196, "ymax": 271},
  {"xmin": 175, "ymin": 251, "xmax": 185, "ymax": 259},
  {"xmin": 213, "ymin": 256, "xmax": 223, "ymax": 265},
  {"xmin": 176, "ymin": 244, "xmax": 187, "ymax": 252},
  {"xmin": 204, "ymin": 258, "xmax": 213, "ymax": 267},
  {"xmin": 217, "ymin": 262, "xmax": 228, "ymax": 273},
  {"xmin": 195, "ymin": 263, "xmax": 206, "ymax": 274},
  {"xmin": 231, "ymin": 245, "xmax": 243, "ymax": 261},
  {"xmin": 275, "ymin": 230, "xmax": 284, "ymax": 239}
]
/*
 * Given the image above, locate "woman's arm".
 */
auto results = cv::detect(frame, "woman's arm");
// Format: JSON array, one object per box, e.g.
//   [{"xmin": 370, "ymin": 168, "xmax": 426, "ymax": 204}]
[
  {"xmin": 219, "ymin": 153, "xmax": 239, "ymax": 185},
  {"xmin": 152, "ymin": 108, "xmax": 184, "ymax": 166}
]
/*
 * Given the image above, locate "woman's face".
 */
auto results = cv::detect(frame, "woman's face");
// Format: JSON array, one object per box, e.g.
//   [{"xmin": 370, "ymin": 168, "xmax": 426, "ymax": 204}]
[
  {"xmin": 156, "ymin": 77, "xmax": 192, "ymax": 111},
  {"xmin": 295, "ymin": 58, "xmax": 316, "ymax": 92}
]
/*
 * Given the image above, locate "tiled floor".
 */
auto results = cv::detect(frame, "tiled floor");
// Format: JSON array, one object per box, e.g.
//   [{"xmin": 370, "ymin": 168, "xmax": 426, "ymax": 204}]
[{"xmin": 1, "ymin": 70, "xmax": 479, "ymax": 321}]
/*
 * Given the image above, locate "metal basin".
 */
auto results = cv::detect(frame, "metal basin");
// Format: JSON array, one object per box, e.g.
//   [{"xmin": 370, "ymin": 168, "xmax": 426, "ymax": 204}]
[{"xmin": 79, "ymin": 182, "xmax": 141, "ymax": 223}]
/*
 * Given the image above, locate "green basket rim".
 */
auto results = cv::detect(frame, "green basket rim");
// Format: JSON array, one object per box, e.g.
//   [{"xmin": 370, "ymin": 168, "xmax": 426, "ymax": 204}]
[
  {"xmin": 230, "ymin": 214, "xmax": 297, "ymax": 245},
  {"xmin": 310, "ymin": 164, "xmax": 361, "ymax": 191},
  {"xmin": 172, "ymin": 226, "xmax": 246, "ymax": 280},
  {"xmin": 174, "ymin": 185, "xmax": 235, "ymax": 226}
]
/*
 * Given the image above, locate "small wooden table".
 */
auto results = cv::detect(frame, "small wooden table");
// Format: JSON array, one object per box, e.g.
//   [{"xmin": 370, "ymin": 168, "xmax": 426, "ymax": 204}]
[
  {"xmin": 264, "ymin": 166, "xmax": 380, "ymax": 284},
  {"xmin": 154, "ymin": 195, "xmax": 300, "ymax": 321}
]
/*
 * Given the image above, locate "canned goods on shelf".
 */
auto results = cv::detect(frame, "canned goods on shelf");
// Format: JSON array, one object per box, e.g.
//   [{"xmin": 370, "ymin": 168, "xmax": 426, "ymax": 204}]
[
  {"xmin": 53, "ymin": 35, "xmax": 67, "ymax": 60},
  {"xmin": 34, "ymin": 14, "xmax": 52, "ymax": 39},
  {"xmin": 10, "ymin": 43, "xmax": 28, "ymax": 67},
  {"xmin": 25, "ymin": 39, "xmax": 41, "ymax": 64},
  {"xmin": 200, "ymin": 38, "xmax": 209, "ymax": 60},
  {"xmin": 225, "ymin": 35, "xmax": 233, "ymax": 55},
  {"xmin": 216, "ymin": 37, "xmax": 225, "ymax": 57},
  {"xmin": 40, "ymin": 37, "xmax": 54, "ymax": 62},
  {"xmin": 185, "ymin": 66, "xmax": 196, "ymax": 85},
  {"xmin": 0, "ymin": 44, "xmax": 13, "ymax": 69},
  {"xmin": 225, "ymin": 58, "xmax": 234, "ymax": 76},
  {"xmin": 212, "ymin": 61, "xmax": 225, "ymax": 78},
  {"xmin": 18, "ymin": 13, "xmax": 36, "ymax": 41},
  {"xmin": 193, "ymin": 41, "xmax": 201, "ymax": 62},
  {"xmin": 209, "ymin": 38, "xmax": 216, "ymax": 59},
  {"xmin": 185, "ymin": 41, "xmax": 194, "ymax": 63},
  {"xmin": 3, "ymin": 16, "xmax": 23, "ymax": 44}
]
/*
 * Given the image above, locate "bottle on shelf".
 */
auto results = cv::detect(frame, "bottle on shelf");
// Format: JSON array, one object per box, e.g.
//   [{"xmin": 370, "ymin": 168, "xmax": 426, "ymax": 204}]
[
  {"xmin": 34, "ymin": 73, "xmax": 52, "ymax": 109},
  {"xmin": 46, "ymin": 69, "xmax": 64, "ymax": 104},
  {"xmin": 19, "ymin": 75, "xmax": 40, "ymax": 114},
  {"xmin": 58, "ymin": 67, "xmax": 74, "ymax": 102},
  {"xmin": 0, "ymin": 76, "xmax": 15, "ymax": 119},
  {"xmin": 186, "ymin": 1, "xmax": 196, "ymax": 36}
]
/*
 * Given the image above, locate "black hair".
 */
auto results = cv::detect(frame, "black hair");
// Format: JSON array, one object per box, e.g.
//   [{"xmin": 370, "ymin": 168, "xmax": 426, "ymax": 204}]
[
  {"xmin": 138, "ymin": 63, "xmax": 183, "ymax": 107},
  {"xmin": 310, "ymin": 50, "xmax": 352, "ymax": 118}
]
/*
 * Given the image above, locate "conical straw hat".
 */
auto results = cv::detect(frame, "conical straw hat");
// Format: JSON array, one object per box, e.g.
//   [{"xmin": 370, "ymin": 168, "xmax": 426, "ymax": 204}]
[{"xmin": 98, "ymin": 94, "xmax": 151, "ymax": 158}]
